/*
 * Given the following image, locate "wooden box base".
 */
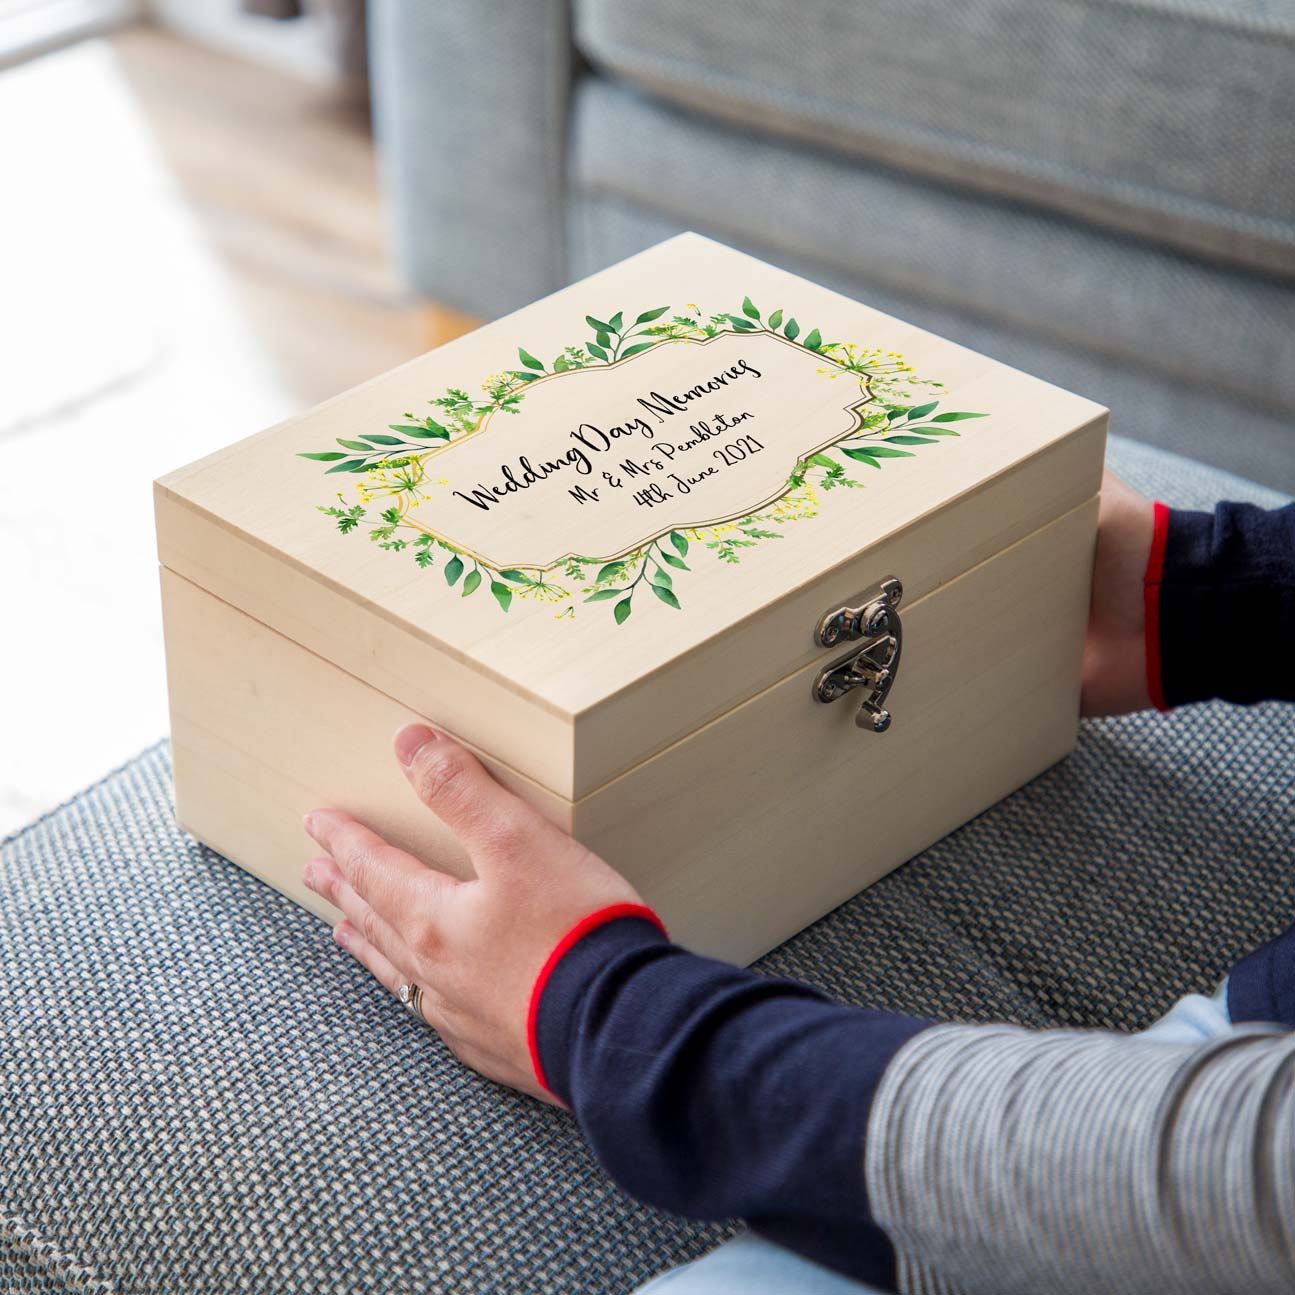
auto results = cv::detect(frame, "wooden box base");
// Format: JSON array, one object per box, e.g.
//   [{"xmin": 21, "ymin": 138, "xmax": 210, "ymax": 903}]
[{"xmin": 162, "ymin": 495, "xmax": 1095, "ymax": 966}]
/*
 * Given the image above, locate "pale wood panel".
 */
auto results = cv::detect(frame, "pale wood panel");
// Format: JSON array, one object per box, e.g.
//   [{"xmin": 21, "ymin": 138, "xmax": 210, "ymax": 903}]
[
  {"xmin": 161, "ymin": 494, "xmax": 1095, "ymax": 961},
  {"xmin": 156, "ymin": 488, "xmax": 576, "ymax": 794},
  {"xmin": 574, "ymin": 419, "xmax": 1103, "ymax": 795},
  {"xmin": 574, "ymin": 494, "xmax": 1099, "ymax": 963},
  {"xmin": 157, "ymin": 232, "xmax": 1107, "ymax": 795},
  {"xmin": 161, "ymin": 568, "xmax": 573, "ymax": 923}
]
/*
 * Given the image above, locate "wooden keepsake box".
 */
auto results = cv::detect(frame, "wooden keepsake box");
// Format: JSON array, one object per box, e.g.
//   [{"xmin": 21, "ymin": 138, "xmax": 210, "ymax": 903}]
[{"xmin": 156, "ymin": 233, "xmax": 1106, "ymax": 964}]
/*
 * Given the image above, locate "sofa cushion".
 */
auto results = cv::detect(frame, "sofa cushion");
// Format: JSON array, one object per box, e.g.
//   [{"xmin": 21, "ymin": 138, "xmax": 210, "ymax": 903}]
[
  {"xmin": 3, "ymin": 435, "xmax": 1293, "ymax": 1291},
  {"xmin": 568, "ymin": 191, "xmax": 1295, "ymax": 493},
  {"xmin": 571, "ymin": 80, "xmax": 1295, "ymax": 432},
  {"xmin": 574, "ymin": 0, "xmax": 1295, "ymax": 280}
]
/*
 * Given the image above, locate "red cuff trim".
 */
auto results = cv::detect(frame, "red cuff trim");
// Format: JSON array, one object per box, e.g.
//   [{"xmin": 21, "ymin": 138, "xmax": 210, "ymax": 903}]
[
  {"xmin": 1144, "ymin": 501, "xmax": 1170, "ymax": 712},
  {"xmin": 526, "ymin": 902, "xmax": 668, "ymax": 1100}
]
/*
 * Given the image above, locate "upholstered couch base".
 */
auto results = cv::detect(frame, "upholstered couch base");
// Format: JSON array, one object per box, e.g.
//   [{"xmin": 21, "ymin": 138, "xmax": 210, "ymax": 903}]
[{"xmin": 3, "ymin": 438, "xmax": 1291, "ymax": 1292}]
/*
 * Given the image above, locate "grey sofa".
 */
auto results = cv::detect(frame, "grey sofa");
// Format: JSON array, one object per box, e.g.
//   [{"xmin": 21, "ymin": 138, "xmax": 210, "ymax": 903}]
[
  {"xmin": 3, "ymin": 437, "xmax": 1293, "ymax": 1291},
  {"xmin": 370, "ymin": 0, "xmax": 1295, "ymax": 493}
]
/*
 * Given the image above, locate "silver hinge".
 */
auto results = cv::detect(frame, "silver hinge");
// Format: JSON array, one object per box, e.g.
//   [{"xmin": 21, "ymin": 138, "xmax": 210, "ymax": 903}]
[{"xmin": 812, "ymin": 577, "xmax": 903, "ymax": 732}]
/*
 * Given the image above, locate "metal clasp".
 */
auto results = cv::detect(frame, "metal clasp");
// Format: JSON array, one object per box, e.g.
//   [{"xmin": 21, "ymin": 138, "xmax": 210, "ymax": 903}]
[{"xmin": 812, "ymin": 577, "xmax": 903, "ymax": 732}]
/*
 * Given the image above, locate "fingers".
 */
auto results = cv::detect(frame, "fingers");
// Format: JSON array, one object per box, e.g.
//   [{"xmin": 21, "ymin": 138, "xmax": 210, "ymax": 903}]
[
  {"xmin": 393, "ymin": 723, "xmax": 561, "ymax": 868},
  {"xmin": 333, "ymin": 919, "xmax": 404, "ymax": 998},
  {"xmin": 304, "ymin": 855, "xmax": 417, "ymax": 971},
  {"xmin": 304, "ymin": 807, "xmax": 453, "ymax": 921}
]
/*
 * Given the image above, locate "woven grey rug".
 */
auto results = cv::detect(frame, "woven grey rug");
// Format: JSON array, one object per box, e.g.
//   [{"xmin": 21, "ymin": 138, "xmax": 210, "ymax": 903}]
[{"xmin": 2, "ymin": 438, "xmax": 1292, "ymax": 1294}]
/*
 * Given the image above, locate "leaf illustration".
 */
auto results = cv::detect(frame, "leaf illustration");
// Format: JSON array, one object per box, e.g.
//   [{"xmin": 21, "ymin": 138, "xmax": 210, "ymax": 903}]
[
  {"xmin": 307, "ymin": 296, "xmax": 984, "ymax": 627},
  {"xmin": 840, "ymin": 448, "xmax": 882, "ymax": 467}
]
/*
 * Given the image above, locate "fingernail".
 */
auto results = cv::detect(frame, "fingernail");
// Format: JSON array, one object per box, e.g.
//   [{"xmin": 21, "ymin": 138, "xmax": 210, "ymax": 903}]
[
  {"xmin": 334, "ymin": 925, "xmax": 349, "ymax": 950},
  {"xmin": 303, "ymin": 811, "xmax": 318, "ymax": 836},
  {"xmin": 395, "ymin": 723, "xmax": 437, "ymax": 767},
  {"xmin": 302, "ymin": 860, "xmax": 318, "ymax": 888}
]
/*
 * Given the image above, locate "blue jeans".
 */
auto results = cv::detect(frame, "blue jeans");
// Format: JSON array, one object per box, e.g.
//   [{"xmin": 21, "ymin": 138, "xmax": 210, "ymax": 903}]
[{"xmin": 634, "ymin": 983, "xmax": 1233, "ymax": 1294}]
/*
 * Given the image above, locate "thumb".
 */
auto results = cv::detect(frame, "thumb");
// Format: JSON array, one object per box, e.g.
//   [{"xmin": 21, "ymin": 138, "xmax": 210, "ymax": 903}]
[{"xmin": 393, "ymin": 723, "xmax": 556, "ymax": 869}]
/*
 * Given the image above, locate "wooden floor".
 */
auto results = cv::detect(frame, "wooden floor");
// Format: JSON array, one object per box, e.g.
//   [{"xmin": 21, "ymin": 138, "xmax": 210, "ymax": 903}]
[
  {"xmin": 112, "ymin": 23, "xmax": 426, "ymax": 404},
  {"xmin": 0, "ymin": 24, "xmax": 430, "ymax": 834}
]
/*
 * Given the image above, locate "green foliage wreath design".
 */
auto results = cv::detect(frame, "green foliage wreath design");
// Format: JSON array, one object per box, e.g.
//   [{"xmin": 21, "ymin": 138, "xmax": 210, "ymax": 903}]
[{"xmin": 298, "ymin": 297, "xmax": 986, "ymax": 623}]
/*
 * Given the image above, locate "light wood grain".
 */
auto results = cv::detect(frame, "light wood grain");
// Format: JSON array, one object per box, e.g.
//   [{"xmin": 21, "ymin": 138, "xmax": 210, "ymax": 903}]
[
  {"xmin": 111, "ymin": 23, "xmax": 425, "ymax": 405},
  {"xmin": 162, "ymin": 495, "xmax": 1095, "ymax": 961},
  {"xmin": 161, "ymin": 567, "xmax": 573, "ymax": 924},
  {"xmin": 156, "ymin": 232, "xmax": 1107, "ymax": 797}
]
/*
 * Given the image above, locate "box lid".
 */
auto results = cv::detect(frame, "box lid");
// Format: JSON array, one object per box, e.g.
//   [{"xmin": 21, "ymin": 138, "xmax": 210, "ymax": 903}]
[{"xmin": 156, "ymin": 233, "xmax": 1106, "ymax": 800}]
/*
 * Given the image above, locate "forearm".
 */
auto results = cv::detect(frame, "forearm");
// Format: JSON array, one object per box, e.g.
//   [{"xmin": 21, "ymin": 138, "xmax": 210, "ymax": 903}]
[
  {"xmin": 532, "ymin": 911, "xmax": 930, "ymax": 1286},
  {"xmin": 869, "ymin": 1021, "xmax": 1295, "ymax": 1295},
  {"xmin": 1152, "ymin": 500, "xmax": 1295, "ymax": 708}
]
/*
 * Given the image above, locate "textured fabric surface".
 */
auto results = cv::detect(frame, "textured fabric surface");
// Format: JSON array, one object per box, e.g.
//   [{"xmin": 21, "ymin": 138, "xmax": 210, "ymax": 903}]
[
  {"xmin": 368, "ymin": 0, "xmax": 572, "ymax": 317},
  {"xmin": 570, "ymin": 79, "xmax": 1295, "ymax": 427},
  {"xmin": 2, "ymin": 441, "xmax": 1291, "ymax": 1292},
  {"xmin": 574, "ymin": 0, "xmax": 1295, "ymax": 279},
  {"xmin": 569, "ymin": 193, "xmax": 1295, "ymax": 494},
  {"xmin": 870, "ymin": 1024, "xmax": 1295, "ymax": 1294}
]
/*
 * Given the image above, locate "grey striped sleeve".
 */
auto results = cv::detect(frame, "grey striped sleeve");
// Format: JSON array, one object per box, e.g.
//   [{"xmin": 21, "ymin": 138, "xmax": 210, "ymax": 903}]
[{"xmin": 866, "ymin": 1021, "xmax": 1295, "ymax": 1295}]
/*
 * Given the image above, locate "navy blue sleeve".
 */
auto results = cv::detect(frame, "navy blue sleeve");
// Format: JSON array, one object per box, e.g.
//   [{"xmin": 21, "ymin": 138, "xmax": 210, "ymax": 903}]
[
  {"xmin": 533, "ymin": 915, "xmax": 931, "ymax": 1287},
  {"xmin": 1160, "ymin": 501, "xmax": 1295, "ymax": 707},
  {"xmin": 1162, "ymin": 501, "xmax": 1295, "ymax": 1016},
  {"xmin": 1229, "ymin": 918, "xmax": 1295, "ymax": 1028}
]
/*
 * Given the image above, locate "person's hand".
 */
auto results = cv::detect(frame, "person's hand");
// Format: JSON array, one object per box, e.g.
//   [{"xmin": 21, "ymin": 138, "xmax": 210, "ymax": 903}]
[
  {"xmin": 1081, "ymin": 469, "xmax": 1157, "ymax": 716},
  {"xmin": 301, "ymin": 724, "xmax": 643, "ymax": 1103}
]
